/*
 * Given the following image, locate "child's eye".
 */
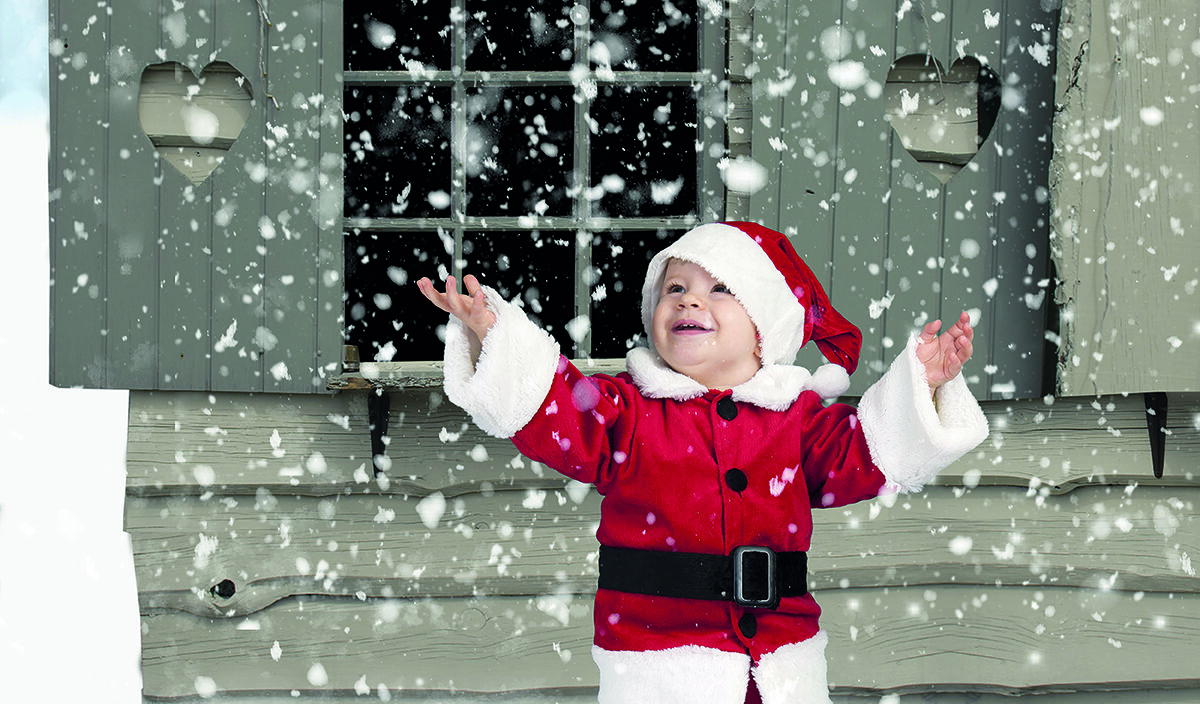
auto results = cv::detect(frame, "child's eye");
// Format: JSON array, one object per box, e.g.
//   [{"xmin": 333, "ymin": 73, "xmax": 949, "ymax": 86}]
[
  {"xmin": 665, "ymin": 283, "xmax": 684, "ymax": 294},
  {"xmin": 712, "ymin": 283, "xmax": 730, "ymax": 294}
]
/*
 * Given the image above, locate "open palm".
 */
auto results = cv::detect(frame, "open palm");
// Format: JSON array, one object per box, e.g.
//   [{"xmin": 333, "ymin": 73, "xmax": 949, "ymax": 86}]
[
  {"xmin": 915, "ymin": 311, "xmax": 975, "ymax": 389},
  {"xmin": 416, "ymin": 274, "xmax": 497, "ymax": 343}
]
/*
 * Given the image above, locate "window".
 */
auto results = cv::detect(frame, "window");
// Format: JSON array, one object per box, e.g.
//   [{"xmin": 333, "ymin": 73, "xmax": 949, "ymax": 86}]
[{"xmin": 342, "ymin": 1, "xmax": 729, "ymax": 362}]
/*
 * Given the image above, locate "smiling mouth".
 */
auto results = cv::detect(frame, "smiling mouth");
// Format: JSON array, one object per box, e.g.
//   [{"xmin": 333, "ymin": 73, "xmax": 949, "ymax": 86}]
[{"xmin": 672, "ymin": 320, "xmax": 711, "ymax": 333}]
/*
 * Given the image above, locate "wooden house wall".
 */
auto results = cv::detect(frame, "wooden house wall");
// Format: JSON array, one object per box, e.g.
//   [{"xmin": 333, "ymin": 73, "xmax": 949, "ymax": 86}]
[
  {"xmin": 1050, "ymin": 0, "xmax": 1200, "ymax": 395},
  {"xmin": 95, "ymin": 0, "xmax": 1200, "ymax": 701},
  {"xmin": 747, "ymin": 0, "xmax": 1059, "ymax": 401},
  {"xmin": 125, "ymin": 388, "xmax": 1200, "ymax": 701},
  {"xmin": 48, "ymin": 0, "xmax": 343, "ymax": 392}
]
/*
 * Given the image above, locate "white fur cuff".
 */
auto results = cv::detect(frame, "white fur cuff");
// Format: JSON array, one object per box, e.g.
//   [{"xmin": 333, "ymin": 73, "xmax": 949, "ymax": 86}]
[
  {"xmin": 442, "ymin": 286, "xmax": 561, "ymax": 438},
  {"xmin": 857, "ymin": 336, "xmax": 989, "ymax": 493},
  {"xmin": 752, "ymin": 630, "xmax": 833, "ymax": 704},
  {"xmin": 593, "ymin": 645, "xmax": 751, "ymax": 704}
]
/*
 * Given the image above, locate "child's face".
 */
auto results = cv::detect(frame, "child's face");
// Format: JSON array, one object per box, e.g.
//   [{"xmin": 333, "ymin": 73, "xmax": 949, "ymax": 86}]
[{"xmin": 651, "ymin": 259, "xmax": 762, "ymax": 390}]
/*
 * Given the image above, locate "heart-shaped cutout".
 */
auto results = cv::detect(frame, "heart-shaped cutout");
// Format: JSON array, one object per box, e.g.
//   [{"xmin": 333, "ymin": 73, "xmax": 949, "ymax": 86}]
[
  {"xmin": 138, "ymin": 61, "xmax": 252, "ymax": 185},
  {"xmin": 883, "ymin": 55, "xmax": 1000, "ymax": 183}
]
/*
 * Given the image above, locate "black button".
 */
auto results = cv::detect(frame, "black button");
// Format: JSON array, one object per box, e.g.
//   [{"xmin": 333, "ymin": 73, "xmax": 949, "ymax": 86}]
[
  {"xmin": 738, "ymin": 613, "xmax": 757, "ymax": 638},
  {"xmin": 716, "ymin": 396, "xmax": 738, "ymax": 420},
  {"xmin": 725, "ymin": 468, "xmax": 748, "ymax": 492}
]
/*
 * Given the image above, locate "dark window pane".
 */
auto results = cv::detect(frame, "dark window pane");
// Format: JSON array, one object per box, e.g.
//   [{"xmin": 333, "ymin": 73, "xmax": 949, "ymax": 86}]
[
  {"xmin": 345, "ymin": 0, "xmax": 450, "ymax": 70},
  {"xmin": 345, "ymin": 86, "xmax": 451, "ymax": 219},
  {"xmin": 465, "ymin": 87, "xmax": 574, "ymax": 217},
  {"xmin": 463, "ymin": 232, "xmax": 576, "ymax": 355},
  {"xmin": 465, "ymin": 1, "xmax": 576, "ymax": 71},
  {"xmin": 591, "ymin": 86, "xmax": 699, "ymax": 218},
  {"xmin": 344, "ymin": 231, "xmax": 452, "ymax": 362},
  {"xmin": 589, "ymin": 229, "xmax": 684, "ymax": 358},
  {"xmin": 590, "ymin": 0, "xmax": 698, "ymax": 71}
]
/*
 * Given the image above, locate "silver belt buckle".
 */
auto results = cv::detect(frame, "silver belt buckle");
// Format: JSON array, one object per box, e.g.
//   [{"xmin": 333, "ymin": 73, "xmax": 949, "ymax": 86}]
[{"xmin": 732, "ymin": 545, "xmax": 778, "ymax": 609}]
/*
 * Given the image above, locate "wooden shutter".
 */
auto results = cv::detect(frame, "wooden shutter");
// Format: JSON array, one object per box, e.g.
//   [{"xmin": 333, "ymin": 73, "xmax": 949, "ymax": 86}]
[
  {"xmin": 48, "ymin": 0, "xmax": 343, "ymax": 392},
  {"xmin": 749, "ymin": 0, "xmax": 1057, "ymax": 400}
]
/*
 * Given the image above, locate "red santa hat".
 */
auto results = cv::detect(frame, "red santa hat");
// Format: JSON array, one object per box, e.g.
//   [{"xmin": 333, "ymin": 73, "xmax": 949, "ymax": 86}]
[{"xmin": 641, "ymin": 221, "xmax": 862, "ymax": 389}]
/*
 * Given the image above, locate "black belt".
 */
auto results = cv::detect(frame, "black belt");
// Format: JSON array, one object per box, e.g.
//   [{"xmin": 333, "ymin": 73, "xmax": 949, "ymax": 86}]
[{"xmin": 598, "ymin": 544, "xmax": 807, "ymax": 610}]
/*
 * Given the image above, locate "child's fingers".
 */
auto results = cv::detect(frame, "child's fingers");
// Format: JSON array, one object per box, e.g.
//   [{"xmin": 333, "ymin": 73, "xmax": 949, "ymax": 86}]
[
  {"xmin": 416, "ymin": 277, "xmax": 452, "ymax": 312},
  {"xmin": 955, "ymin": 331, "xmax": 973, "ymax": 363},
  {"xmin": 919, "ymin": 319, "xmax": 942, "ymax": 344},
  {"xmin": 463, "ymin": 274, "xmax": 483, "ymax": 296},
  {"xmin": 954, "ymin": 311, "xmax": 974, "ymax": 338}
]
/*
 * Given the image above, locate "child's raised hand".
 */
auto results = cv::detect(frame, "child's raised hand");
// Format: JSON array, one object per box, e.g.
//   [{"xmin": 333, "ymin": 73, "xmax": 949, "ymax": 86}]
[
  {"xmin": 915, "ymin": 311, "xmax": 975, "ymax": 391},
  {"xmin": 417, "ymin": 274, "xmax": 497, "ymax": 343}
]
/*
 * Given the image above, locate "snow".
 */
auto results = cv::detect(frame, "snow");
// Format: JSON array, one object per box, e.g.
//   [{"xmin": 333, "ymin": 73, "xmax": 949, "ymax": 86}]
[{"xmin": 0, "ymin": 3, "xmax": 140, "ymax": 700}]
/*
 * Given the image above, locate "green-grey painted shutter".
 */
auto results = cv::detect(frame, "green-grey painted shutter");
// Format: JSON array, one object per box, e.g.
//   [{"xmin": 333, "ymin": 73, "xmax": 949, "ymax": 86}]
[
  {"xmin": 750, "ymin": 0, "xmax": 1056, "ymax": 400},
  {"xmin": 49, "ymin": 0, "xmax": 343, "ymax": 392}
]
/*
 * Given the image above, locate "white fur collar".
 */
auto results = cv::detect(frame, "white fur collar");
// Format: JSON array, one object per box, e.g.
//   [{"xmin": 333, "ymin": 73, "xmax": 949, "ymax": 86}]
[{"xmin": 625, "ymin": 347, "xmax": 851, "ymax": 410}]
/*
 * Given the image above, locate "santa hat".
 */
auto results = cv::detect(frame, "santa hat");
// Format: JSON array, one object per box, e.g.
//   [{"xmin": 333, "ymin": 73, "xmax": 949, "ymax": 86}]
[{"xmin": 640, "ymin": 221, "xmax": 862, "ymax": 394}]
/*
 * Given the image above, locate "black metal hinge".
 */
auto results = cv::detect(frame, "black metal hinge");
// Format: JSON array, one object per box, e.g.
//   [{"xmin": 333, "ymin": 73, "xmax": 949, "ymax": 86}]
[
  {"xmin": 1144, "ymin": 392, "xmax": 1168, "ymax": 479},
  {"xmin": 368, "ymin": 389, "xmax": 390, "ymax": 476}
]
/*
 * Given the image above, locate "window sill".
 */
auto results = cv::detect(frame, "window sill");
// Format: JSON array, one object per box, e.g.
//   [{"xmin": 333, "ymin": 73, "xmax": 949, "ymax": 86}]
[{"xmin": 326, "ymin": 358, "xmax": 628, "ymax": 391}]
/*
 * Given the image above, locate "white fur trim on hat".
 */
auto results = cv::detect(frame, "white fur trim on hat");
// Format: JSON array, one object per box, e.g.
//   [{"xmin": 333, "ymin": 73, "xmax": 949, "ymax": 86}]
[
  {"xmin": 856, "ymin": 335, "xmax": 990, "ymax": 492},
  {"xmin": 626, "ymin": 348, "xmax": 851, "ymax": 407},
  {"xmin": 592, "ymin": 644, "xmax": 751, "ymax": 704},
  {"xmin": 443, "ymin": 286, "xmax": 561, "ymax": 438},
  {"xmin": 752, "ymin": 630, "xmax": 833, "ymax": 704},
  {"xmin": 641, "ymin": 223, "xmax": 808, "ymax": 367}
]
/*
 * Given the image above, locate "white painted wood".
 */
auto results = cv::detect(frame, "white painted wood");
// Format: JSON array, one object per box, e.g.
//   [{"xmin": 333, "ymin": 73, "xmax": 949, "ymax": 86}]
[{"xmin": 1051, "ymin": 0, "xmax": 1200, "ymax": 395}]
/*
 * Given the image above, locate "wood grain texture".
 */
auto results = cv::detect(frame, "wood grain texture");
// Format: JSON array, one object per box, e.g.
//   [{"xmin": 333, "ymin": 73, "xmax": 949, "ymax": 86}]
[
  {"xmin": 138, "ymin": 691, "xmax": 1200, "ymax": 704},
  {"xmin": 124, "ymin": 391, "xmax": 1200, "ymax": 496},
  {"xmin": 128, "ymin": 483, "xmax": 1198, "ymax": 618},
  {"xmin": 137, "ymin": 586, "xmax": 1200, "ymax": 698},
  {"xmin": 1051, "ymin": 0, "xmax": 1200, "ymax": 395}
]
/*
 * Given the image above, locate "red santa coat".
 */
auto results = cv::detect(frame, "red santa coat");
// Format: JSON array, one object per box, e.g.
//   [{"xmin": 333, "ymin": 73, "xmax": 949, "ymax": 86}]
[{"xmin": 442, "ymin": 287, "xmax": 990, "ymax": 704}]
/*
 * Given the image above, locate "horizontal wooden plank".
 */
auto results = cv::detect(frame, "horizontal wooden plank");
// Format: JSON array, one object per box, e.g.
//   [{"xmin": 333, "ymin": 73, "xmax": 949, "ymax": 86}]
[
  {"xmin": 138, "ymin": 586, "xmax": 1200, "ymax": 699},
  {"xmin": 126, "ymin": 484, "xmax": 1199, "ymax": 617},
  {"xmin": 125, "ymin": 391, "xmax": 1200, "ymax": 496},
  {"xmin": 140, "ymin": 691, "xmax": 1200, "ymax": 704}
]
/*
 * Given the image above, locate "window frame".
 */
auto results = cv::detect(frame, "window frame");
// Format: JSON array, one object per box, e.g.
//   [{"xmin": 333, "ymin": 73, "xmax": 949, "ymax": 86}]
[{"xmin": 341, "ymin": 1, "xmax": 734, "ymax": 364}]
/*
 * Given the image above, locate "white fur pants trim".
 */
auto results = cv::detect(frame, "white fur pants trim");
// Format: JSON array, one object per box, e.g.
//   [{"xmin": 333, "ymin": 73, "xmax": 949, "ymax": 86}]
[
  {"xmin": 592, "ymin": 632, "xmax": 833, "ymax": 704},
  {"xmin": 752, "ymin": 630, "xmax": 833, "ymax": 704},
  {"xmin": 592, "ymin": 644, "xmax": 750, "ymax": 704}
]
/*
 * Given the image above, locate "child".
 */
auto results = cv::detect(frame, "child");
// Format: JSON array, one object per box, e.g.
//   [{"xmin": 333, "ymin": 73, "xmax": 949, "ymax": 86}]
[{"xmin": 417, "ymin": 221, "xmax": 988, "ymax": 704}]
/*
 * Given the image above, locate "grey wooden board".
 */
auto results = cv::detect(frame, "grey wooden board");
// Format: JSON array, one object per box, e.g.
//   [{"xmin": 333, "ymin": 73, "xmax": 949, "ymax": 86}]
[
  {"xmin": 263, "ymin": 0, "xmax": 323, "ymax": 393},
  {"xmin": 139, "ymin": 691, "xmax": 1200, "ymax": 704},
  {"xmin": 48, "ymin": 0, "xmax": 343, "ymax": 392},
  {"xmin": 127, "ymin": 482, "xmax": 1199, "ymax": 617},
  {"xmin": 1050, "ymin": 0, "xmax": 1200, "ymax": 395},
  {"xmin": 137, "ymin": 586, "xmax": 1200, "ymax": 698},
  {"xmin": 49, "ymin": 0, "xmax": 111, "ymax": 387},
  {"xmin": 315, "ymin": 0, "xmax": 345, "ymax": 395},
  {"xmin": 107, "ymin": 0, "xmax": 164, "ymax": 388},
  {"xmin": 980, "ymin": 0, "xmax": 1057, "ymax": 401},
  {"xmin": 155, "ymin": 0, "xmax": 218, "ymax": 390},
  {"xmin": 830, "ymin": 4, "xmax": 900, "ymax": 394},
  {"xmin": 210, "ymin": 1, "xmax": 271, "ymax": 392},
  {"xmin": 123, "ymin": 391, "xmax": 1200, "ymax": 496}
]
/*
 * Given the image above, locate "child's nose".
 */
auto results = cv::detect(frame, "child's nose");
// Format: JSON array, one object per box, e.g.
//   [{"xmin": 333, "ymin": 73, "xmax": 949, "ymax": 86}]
[{"xmin": 679, "ymin": 292, "xmax": 705, "ymax": 308}]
